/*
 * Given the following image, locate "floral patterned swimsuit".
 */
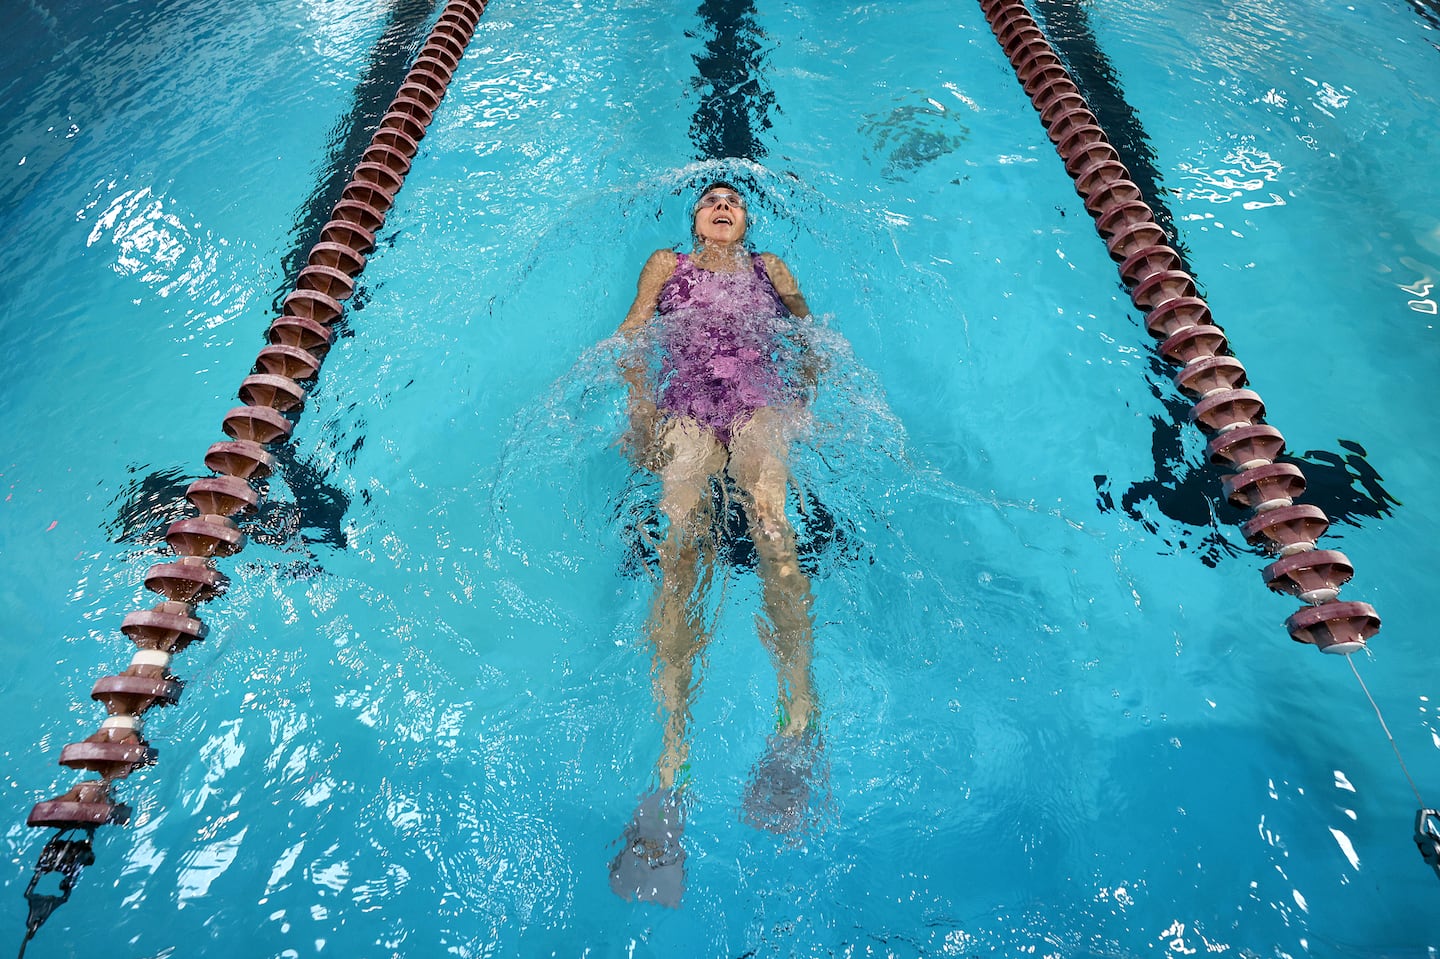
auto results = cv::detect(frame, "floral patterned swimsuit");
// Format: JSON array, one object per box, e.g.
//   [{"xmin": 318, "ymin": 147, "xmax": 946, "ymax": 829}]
[{"xmin": 655, "ymin": 253, "xmax": 801, "ymax": 444}]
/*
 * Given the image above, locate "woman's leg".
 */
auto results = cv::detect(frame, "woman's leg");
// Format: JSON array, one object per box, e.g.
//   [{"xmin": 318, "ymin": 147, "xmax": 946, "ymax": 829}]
[
  {"xmin": 727, "ymin": 406, "xmax": 817, "ymax": 737},
  {"xmin": 649, "ymin": 417, "xmax": 727, "ymax": 789},
  {"xmin": 609, "ymin": 418, "xmax": 724, "ymax": 907}
]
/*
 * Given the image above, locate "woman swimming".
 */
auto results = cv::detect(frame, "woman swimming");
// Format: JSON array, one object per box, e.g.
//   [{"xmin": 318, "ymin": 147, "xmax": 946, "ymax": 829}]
[{"xmin": 608, "ymin": 182, "xmax": 824, "ymax": 906}]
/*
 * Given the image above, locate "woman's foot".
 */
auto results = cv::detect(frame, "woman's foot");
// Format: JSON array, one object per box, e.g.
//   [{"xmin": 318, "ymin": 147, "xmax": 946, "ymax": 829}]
[
  {"xmin": 608, "ymin": 788, "xmax": 687, "ymax": 907},
  {"xmin": 742, "ymin": 729, "xmax": 825, "ymax": 834}
]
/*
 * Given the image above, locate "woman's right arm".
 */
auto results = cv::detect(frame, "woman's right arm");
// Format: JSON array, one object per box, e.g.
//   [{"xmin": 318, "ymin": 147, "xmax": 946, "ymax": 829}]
[
  {"xmin": 618, "ymin": 250, "xmax": 676, "ymax": 464},
  {"xmin": 617, "ymin": 249, "xmax": 676, "ymax": 393},
  {"xmin": 619, "ymin": 249, "xmax": 676, "ymax": 334}
]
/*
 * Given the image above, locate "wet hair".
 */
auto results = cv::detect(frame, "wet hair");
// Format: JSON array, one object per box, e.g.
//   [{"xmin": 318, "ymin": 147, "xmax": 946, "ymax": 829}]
[{"xmin": 697, "ymin": 180, "xmax": 742, "ymax": 201}]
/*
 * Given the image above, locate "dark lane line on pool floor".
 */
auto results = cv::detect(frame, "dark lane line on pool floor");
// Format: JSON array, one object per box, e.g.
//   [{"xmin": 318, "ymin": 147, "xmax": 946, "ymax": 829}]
[
  {"xmin": 1402, "ymin": 0, "xmax": 1440, "ymax": 50},
  {"xmin": 110, "ymin": 0, "xmax": 439, "ymax": 562},
  {"xmin": 687, "ymin": 0, "xmax": 776, "ymax": 162},
  {"xmin": 1029, "ymin": 0, "xmax": 1398, "ymax": 564}
]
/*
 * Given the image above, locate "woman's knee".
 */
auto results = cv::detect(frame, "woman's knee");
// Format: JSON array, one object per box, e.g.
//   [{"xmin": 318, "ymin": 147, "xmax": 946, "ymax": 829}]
[
  {"xmin": 745, "ymin": 494, "xmax": 799, "ymax": 565},
  {"xmin": 659, "ymin": 483, "xmax": 709, "ymax": 533}
]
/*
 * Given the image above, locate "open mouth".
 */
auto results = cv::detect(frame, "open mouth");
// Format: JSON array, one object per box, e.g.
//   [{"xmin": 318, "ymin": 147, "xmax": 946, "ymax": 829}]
[{"xmin": 713, "ymin": 215, "xmax": 733, "ymax": 225}]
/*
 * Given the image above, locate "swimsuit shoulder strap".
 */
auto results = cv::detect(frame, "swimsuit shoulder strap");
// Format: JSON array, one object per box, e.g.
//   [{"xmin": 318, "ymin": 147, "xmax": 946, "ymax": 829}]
[
  {"xmin": 750, "ymin": 253, "xmax": 787, "ymax": 310},
  {"xmin": 751, "ymin": 253, "xmax": 774, "ymax": 286}
]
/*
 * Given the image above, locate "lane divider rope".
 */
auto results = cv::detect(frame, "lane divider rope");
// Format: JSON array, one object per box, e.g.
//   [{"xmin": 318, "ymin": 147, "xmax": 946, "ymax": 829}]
[
  {"xmin": 17, "ymin": 1, "xmax": 490, "ymax": 950},
  {"xmin": 975, "ymin": 0, "xmax": 1438, "ymax": 881}
]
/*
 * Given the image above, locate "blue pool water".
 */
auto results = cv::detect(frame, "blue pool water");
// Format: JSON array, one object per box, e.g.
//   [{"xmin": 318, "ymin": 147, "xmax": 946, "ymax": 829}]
[{"xmin": 2, "ymin": 0, "xmax": 1438, "ymax": 955}]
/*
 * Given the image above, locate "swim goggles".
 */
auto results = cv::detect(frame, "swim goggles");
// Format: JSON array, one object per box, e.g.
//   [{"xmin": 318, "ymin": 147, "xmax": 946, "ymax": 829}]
[{"xmin": 695, "ymin": 192, "xmax": 746, "ymax": 210}]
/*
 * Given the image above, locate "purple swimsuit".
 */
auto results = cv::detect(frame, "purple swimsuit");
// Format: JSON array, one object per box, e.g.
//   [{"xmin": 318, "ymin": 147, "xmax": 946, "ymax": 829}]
[{"xmin": 656, "ymin": 253, "xmax": 801, "ymax": 443}]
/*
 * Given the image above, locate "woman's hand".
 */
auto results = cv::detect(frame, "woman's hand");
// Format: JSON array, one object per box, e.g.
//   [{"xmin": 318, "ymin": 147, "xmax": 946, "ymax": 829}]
[{"xmin": 621, "ymin": 396, "xmax": 663, "ymax": 470}]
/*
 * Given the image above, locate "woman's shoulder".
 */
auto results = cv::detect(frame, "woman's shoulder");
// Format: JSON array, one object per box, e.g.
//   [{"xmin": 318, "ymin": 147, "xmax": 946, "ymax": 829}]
[
  {"xmin": 636, "ymin": 249, "xmax": 680, "ymax": 290},
  {"xmin": 756, "ymin": 251, "xmax": 796, "ymax": 279},
  {"xmin": 646, "ymin": 249, "xmax": 681, "ymax": 271}
]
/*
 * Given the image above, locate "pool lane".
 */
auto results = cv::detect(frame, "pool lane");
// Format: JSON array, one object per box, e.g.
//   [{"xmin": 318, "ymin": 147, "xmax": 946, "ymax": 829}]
[
  {"xmin": 1028, "ymin": 0, "xmax": 1398, "ymax": 555},
  {"xmin": 107, "ymin": 0, "xmax": 443, "ymax": 562}
]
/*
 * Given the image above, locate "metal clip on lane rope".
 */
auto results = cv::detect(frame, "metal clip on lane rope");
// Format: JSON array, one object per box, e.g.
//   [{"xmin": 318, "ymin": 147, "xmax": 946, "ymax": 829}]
[
  {"xmin": 1416, "ymin": 808, "xmax": 1440, "ymax": 881},
  {"xmin": 18, "ymin": 830, "xmax": 95, "ymax": 957}
]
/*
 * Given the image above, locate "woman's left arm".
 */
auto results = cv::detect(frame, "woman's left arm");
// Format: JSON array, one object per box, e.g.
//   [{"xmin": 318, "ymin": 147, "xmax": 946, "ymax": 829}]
[
  {"xmin": 759, "ymin": 253, "xmax": 811, "ymax": 319},
  {"xmin": 760, "ymin": 253, "xmax": 825, "ymax": 393}
]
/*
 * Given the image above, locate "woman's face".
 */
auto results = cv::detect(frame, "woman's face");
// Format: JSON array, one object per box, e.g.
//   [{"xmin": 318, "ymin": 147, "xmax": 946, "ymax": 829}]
[{"xmin": 693, "ymin": 189, "xmax": 748, "ymax": 246}]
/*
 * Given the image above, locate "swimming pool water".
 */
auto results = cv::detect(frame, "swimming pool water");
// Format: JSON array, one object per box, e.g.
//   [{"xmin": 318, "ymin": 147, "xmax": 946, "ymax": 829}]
[{"xmin": 2, "ymin": 0, "xmax": 1438, "ymax": 955}]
